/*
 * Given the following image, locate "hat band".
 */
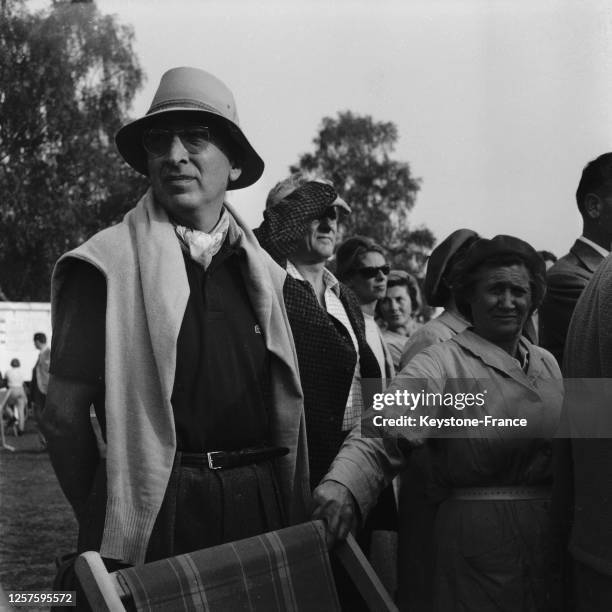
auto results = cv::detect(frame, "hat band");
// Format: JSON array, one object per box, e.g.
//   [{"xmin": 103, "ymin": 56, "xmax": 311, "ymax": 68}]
[{"xmin": 147, "ymin": 98, "xmax": 227, "ymax": 118}]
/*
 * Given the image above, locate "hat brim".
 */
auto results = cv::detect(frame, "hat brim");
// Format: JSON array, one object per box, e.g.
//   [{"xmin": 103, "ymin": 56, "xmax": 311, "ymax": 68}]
[
  {"xmin": 332, "ymin": 195, "xmax": 351, "ymax": 214},
  {"xmin": 115, "ymin": 108, "xmax": 264, "ymax": 190}
]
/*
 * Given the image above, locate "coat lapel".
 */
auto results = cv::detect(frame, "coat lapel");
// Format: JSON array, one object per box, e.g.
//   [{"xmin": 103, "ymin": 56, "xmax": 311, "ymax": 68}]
[{"xmin": 570, "ymin": 239, "xmax": 606, "ymax": 274}]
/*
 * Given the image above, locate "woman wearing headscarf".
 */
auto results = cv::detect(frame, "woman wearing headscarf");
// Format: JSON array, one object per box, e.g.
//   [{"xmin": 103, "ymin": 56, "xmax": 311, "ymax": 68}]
[{"xmin": 313, "ymin": 235, "xmax": 563, "ymax": 611}]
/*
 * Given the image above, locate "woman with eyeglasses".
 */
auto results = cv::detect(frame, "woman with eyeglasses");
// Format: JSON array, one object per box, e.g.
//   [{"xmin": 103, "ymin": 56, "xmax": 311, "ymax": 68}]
[
  {"xmin": 336, "ymin": 236, "xmax": 394, "ymax": 381},
  {"xmin": 335, "ymin": 235, "xmax": 399, "ymax": 596}
]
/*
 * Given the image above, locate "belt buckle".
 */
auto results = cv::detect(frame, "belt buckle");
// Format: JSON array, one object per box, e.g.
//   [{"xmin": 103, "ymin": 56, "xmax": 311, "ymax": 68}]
[{"xmin": 207, "ymin": 451, "xmax": 224, "ymax": 470}]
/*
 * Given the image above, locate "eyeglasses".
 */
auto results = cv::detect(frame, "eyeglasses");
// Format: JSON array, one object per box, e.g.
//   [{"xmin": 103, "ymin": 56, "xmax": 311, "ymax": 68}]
[
  {"xmin": 142, "ymin": 127, "xmax": 211, "ymax": 157},
  {"xmin": 355, "ymin": 265, "xmax": 390, "ymax": 279}
]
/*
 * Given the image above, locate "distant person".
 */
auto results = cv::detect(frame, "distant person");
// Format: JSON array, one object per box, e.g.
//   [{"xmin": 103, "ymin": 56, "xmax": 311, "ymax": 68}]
[
  {"xmin": 335, "ymin": 236, "xmax": 394, "ymax": 380},
  {"xmin": 377, "ymin": 269, "xmax": 422, "ymax": 370},
  {"xmin": 539, "ymin": 153, "xmax": 612, "ymax": 365},
  {"xmin": 5, "ymin": 358, "xmax": 27, "ymax": 434},
  {"xmin": 404, "ymin": 242, "xmax": 430, "ymax": 280},
  {"xmin": 533, "ymin": 250, "xmax": 557, "ymax": 338},
  {"xmin": 32, "ymin": 332, "xmax": 50, "ymax": 442}
]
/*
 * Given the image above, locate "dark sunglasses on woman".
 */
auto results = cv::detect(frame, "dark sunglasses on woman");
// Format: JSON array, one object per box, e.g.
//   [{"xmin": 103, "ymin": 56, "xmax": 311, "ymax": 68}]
[{"xmin": 355, "ymin": 265, "xmax": 390, "ymax": 279}]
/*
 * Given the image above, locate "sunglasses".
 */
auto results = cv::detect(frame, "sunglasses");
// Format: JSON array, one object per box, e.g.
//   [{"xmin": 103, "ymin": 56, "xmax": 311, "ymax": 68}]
[
  {"xmin": 142, "ymin": 127, "xmax": 211, "ymax": 157},
  {"xmin": 355, "ymin": 265, "xmax": 390, "ymax": 279},
  {"xmin": 318, "ymin": 207, "xmax": 339, "ymax": 222}
]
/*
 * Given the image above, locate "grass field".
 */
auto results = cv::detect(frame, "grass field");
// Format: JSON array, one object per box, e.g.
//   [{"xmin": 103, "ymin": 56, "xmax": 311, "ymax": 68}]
[{"xmin": 0, "ymin": 420, "xmax": 78, "ymax": 610}]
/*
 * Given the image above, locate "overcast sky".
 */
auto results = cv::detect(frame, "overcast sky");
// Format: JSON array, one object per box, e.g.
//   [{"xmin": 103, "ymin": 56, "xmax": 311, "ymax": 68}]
[{"xmin": 30, "ymin": 0, "xmax": 612, "ymax": 255}]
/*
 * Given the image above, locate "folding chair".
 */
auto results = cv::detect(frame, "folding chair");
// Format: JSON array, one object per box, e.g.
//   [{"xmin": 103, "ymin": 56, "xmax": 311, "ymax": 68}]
[{"xmin": 76, "ymin": 520, "xmax": 398, "ymax": 611}]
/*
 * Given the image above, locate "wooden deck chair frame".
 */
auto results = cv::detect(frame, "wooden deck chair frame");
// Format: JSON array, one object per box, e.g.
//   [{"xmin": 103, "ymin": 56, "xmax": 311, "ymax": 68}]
[
  {"xmin": 76, "ymin": 529, "xmax": 398, "ymax": 612},
  {"xmin": 0, "ymin": 388, "xmax": 16, "ymax": 452}
]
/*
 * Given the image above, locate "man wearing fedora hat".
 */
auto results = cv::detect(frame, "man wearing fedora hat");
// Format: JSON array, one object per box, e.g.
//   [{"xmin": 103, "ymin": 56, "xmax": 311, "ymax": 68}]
[
  {"xmin": 254, "ymin": 173, "xmax": 382, "ymax": 490},
  {"xmin": 254, "ymin": 177, "xmax": 399, "ymax": 604},
  {"xmin": 42, "ymin": 67, "xmax": 309, "ymax": 578}
]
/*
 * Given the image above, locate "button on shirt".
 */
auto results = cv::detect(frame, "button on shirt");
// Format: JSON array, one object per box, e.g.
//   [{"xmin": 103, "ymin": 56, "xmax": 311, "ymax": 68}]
[{"xmin": 286, "ymin": 261, "xmax": 363, "ymax": 430}]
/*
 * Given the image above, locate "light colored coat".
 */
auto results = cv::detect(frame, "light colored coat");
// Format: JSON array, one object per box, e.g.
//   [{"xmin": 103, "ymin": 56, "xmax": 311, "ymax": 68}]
[
  {"xmin": 325, "ymin": 329, "xmax": 562, "ymax": 522},
  {"xmin": 325, "ymin": 329, "xmax": 563, "ymax": 610}
]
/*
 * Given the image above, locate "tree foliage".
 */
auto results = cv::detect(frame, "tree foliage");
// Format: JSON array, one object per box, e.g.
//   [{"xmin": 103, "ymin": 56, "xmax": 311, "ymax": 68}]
[
  {"xmin": 0, "ymin": 0, "xmax": 146, "ymax": 300},
  {"xmin": 290, "ymin": 111, "xmax": 434, "ymax": 273}
]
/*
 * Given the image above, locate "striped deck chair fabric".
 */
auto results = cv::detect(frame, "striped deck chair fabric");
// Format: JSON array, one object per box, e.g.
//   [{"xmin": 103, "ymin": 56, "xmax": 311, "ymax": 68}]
[{"xmin": 114, "ymin": 521, "xmax": 340, "ymax": 611}]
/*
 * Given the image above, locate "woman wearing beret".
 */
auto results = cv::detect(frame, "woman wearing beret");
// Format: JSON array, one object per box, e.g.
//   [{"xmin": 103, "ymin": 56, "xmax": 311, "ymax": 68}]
[
  {"xmin": 398, "ymin": 229, "xmax": 479, "ymax": 370},
  {"xmin": 313, "ymin": 235, "xmax": 563, "ymax": 611}
]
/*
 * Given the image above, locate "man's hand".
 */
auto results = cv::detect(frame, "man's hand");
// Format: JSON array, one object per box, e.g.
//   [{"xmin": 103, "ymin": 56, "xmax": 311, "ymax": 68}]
[{"xmin": 312, "ymin": 480, "xmax": 358, "ymax": 547}]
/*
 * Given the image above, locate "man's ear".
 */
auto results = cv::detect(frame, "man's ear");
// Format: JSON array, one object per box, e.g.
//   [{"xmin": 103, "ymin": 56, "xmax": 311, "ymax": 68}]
[
  {"xmin": 584, "ymin": 193, "xmax": 603, "ymax": 220},
  {"xmin": 229, "ymin": 166, "xmax": 242, "ymax": 183}
]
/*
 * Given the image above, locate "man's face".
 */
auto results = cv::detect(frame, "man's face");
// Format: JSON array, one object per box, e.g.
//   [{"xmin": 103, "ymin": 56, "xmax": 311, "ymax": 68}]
[
  {"xmin": 145, "ymin": 116, "xmax": 241, "ymax": 223},
  {"xmin": 405, "ymin": 244, "xmax": 429, "ymax": 278},
  {"xmin": 291, "ymin": 208, "xmax": 339, "ymax": 265}
]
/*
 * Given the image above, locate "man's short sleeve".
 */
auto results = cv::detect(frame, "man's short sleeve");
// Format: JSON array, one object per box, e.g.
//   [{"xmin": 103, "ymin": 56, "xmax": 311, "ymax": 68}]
[{"xmin": 50, "ymin": 259, "xmax": 106, "ymax": 387}]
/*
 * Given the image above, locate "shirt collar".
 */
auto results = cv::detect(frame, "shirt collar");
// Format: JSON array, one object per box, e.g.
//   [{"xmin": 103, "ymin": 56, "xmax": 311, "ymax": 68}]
[
  {"xmin": 286, "ymin": 260, "xmax": 341, "ymax": 297},
  {"xmin": 578, "ymin": 235, "xmax": 610, "ymax": 257}
]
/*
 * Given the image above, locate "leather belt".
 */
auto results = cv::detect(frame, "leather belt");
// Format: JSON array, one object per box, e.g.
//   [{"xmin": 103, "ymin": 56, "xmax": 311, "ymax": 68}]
[
  {"xmin": 180, "ymin": 446, "xmax": 289, "ymax": 470},
  {"xmin": 450, "ymin": 486, "xmax": 552, "ymax": 501}
]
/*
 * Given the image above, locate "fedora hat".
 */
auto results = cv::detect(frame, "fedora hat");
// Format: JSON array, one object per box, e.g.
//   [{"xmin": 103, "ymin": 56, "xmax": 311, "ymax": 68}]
[
  {"xmin": 423, "ymin": 228, "xmax": 479, "ymax": 307},
  {"xmin": 115, "ymin": 67, "xmax": 264, "ymax": 190},
  {"xmin": 266, "ymin": 173, "xmax": 351, "ymax": 212}
]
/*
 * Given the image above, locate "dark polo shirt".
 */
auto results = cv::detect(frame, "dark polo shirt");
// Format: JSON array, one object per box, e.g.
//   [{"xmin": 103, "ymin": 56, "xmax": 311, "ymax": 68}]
[{"xmin": 50, "ymin": 239, "xmax": 270, "ymax": 452}]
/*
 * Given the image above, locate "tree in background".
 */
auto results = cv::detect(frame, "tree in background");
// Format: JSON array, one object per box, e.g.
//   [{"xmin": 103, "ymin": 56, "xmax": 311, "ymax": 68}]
[
  {"xmin": 0, "ymin": 0, "xmax": 146, "ymax": 301},
  {"xmin": 290, "ymin": 111, "xmax": 434, "ymax": 275}
]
